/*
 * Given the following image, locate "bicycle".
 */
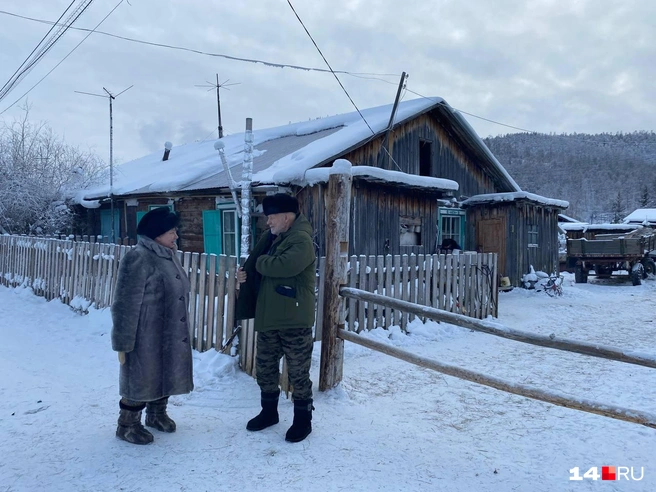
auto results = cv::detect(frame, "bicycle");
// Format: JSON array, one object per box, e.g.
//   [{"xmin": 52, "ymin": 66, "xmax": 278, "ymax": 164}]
[{"xmin": 542, "ymin": 274, "xmax": 564, "ymax": 297}]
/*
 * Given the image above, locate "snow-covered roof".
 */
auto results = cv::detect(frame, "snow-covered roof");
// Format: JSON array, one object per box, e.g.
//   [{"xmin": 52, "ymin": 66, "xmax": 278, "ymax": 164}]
[
  {"xmin": 558, "ymin": 213, "xmax": 583, "ymax": 223},
  {"xmin": 559, "ymin": 222, "xmax": 639, "ymax": 232},
  {"xmin": 291, "ymin": 165, "xmax": 458, "ymax": 192},
  {"xmin": 624, "ymin": 208, "xmax": 656, "ymax": 224},
  {"xmin": 460, "ymin": 191, "xmax": 569, "ymax": 209},
  {"xmin": 76, "ymin": 97, "xmax": 515, "ymax": 202}
]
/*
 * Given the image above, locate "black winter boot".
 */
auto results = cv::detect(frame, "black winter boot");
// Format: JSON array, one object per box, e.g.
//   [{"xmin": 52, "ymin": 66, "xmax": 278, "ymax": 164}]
[
  {"xmin": 285, "ymin": 399, "xmax": 313, "ymax": 443},
  {"xmin": 116, "ymin": 401, "xmax": 154, "ymax": 445},
  {"xmin": 145, "ymin": 397, "xmax": 176, "ymax": 433},
  {"xmin": 246, "ymin": 391, "xmax": 280, "ymax": 431}
]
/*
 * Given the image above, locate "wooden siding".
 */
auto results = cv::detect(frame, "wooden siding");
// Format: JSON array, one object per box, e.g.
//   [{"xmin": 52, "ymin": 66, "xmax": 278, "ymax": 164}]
[
  {"xmin": 333, "ymin": 113, "xmax": 502, "ymax": 198},
  {"xmin": 466, "ymin": 202, "xmax": 561, "ymax": 285},
  {"xmin": 297, "ymin": 181, "xmax": 440, "ymax": 257}
]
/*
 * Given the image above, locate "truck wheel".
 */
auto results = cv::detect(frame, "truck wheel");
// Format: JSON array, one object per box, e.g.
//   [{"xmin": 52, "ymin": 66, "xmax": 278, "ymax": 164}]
[
  {"xmin": 642, "ymin": 258, "xmax": 656, "ymax": 277},
  {"xmin": 575, "ymin": 265, "xmax": 588, "ymax": 283},
  {"xmin": 631, "ymin": 263, "xmax": 644, "ymax": 285}
]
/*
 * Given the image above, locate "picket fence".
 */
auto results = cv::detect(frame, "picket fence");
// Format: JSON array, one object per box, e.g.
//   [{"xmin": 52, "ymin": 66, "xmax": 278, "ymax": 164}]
[{"xmin": 0, "ymin": 235, "xmax": 497, "ymax": 376}]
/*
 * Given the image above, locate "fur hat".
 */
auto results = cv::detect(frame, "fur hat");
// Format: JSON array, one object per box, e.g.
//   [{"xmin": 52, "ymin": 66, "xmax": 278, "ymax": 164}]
[
  {"xmin": 262, "ymin": 193, "xmax": 299, "ymax": 216},
  {"xmin": 137, "ymin": 207, "xmax": 180, "ymax": 240}
]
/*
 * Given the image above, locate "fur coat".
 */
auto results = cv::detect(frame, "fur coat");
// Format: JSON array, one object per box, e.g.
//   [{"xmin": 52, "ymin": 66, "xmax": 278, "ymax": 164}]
[{"xmin": 111, "ymin": 236, "xmax": 193, "ymax": 402}]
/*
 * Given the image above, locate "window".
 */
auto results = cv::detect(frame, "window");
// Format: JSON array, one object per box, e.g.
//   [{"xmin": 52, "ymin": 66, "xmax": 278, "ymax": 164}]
[
  {"xmin": 222, "ymin": 209, "xmax": 238, "ymax": 257},
  {"xmin": 438, "ymin": 208, "xmax": 466, "ymax": 250},
  {"xmin": 528, "ymin": 224, "xmax": 538, "ymax": 248},
  {"xmin": 400, "ymin": 216, "xmax": 422, "ymax": 246},
  {"xmin": 419, "ymin": 140, "xmax": 432, "ymax": 177}
]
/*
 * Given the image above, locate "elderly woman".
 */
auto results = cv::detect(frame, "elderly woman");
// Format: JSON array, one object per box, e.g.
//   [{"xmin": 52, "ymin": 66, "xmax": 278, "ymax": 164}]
[{"xmin": 111, "ymin": 207, "xmax": 193, "ymax": 445}]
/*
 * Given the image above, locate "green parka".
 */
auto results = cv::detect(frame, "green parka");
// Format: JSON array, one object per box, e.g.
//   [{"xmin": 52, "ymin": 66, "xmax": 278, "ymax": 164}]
[{"xmin": 236, "ymin": 214, "xmax": 316, "ymax": 332}]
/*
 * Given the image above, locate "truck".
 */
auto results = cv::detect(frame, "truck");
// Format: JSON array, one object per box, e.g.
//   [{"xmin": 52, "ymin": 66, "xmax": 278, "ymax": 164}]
[{"xmin": 566, "ymin": 232, "xmax": 656, "ymax": 285}]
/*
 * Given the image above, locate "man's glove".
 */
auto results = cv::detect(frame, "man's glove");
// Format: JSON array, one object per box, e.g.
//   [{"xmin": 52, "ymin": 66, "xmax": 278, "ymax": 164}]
[{"xmin": 118, "ymin": 352, "xmax": 126, "ymax": 365}]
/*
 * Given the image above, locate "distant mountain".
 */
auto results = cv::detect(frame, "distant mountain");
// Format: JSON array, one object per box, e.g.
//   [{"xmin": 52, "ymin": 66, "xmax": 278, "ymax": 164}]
[{"xmin": 483, "ymin": 131, "xmax": 656, "ymax": 222}]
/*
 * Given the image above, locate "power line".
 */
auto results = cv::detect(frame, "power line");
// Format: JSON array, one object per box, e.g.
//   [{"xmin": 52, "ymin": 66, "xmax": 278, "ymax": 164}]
[
  {"xmin": 285, "ymin": 0, "xmax": 405, "ymax": 171},
  {"xmin": 1, "ymin": 1, "xmax": 97, "ymax": 102},
  {"xmin": 286, "ymin": 0, "xmax": 375, "ymax": 135},
  {"xmin": 0, "ymin": 0, "xmax": 125, "ymax": 116},
  {"xmin": 0, "ymin": 1, "xmax": 76, "ymax": 99},
  {"xmin": 0, "ymin": 9, "xmax": 400, "ymax": 80}
]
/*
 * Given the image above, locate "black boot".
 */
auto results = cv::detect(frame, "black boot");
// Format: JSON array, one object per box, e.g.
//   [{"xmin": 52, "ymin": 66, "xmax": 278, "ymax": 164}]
[
  {"xmin": 246, "ymin": 391, "xmax": 280, "ymax": 431},
  {"xmin": 116, "ymin": 401, "xmax": 154, "ymax": 445},
  {"xmin": 285, "ymin": 399, "xmax": 313, "ymax": 443},
  {"xmin": 145, "ymin": 397, "xmax": 176, "ymax": 433}
]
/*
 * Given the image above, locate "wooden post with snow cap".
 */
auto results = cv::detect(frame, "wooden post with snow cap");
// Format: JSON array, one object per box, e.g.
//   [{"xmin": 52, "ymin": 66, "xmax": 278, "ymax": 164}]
[{"xmin": 319, "ymin": 159, "xmax": 353, "ymax": 391}]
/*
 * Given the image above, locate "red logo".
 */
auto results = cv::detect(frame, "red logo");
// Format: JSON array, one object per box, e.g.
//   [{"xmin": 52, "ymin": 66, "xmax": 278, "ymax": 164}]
[{"xmin": 602, "ymin": 466, "xmax": 616, "ymax": 481}]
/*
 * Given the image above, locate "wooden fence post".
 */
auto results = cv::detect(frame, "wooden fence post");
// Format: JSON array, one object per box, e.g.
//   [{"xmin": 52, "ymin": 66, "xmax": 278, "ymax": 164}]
[{"xmin": 319, "ymin": 160, "xmax": 352, "ymax": 391}]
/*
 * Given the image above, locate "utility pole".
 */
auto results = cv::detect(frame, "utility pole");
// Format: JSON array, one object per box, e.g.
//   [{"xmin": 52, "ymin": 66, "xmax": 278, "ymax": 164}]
[
  {"xmin": 75, "ymin": 85, "xmax": 133, "ymax": 244},
  {"xmin": 196, "ymin": 74, "xmax": 239, "ymax": 139},
  {"xmin": 381, "ymin": 72, "xmax": 407, "ymax": 169}
]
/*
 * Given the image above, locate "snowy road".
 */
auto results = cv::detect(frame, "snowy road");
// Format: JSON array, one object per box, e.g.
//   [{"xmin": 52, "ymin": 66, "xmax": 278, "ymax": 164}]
[{"xmin": 1, "ymin": 274, "xmax": 654, "ymax": 491}]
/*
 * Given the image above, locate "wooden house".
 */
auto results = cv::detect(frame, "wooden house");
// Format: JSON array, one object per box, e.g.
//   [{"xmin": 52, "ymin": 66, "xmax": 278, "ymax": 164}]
[{"xmin": 74, "ymin": 97, "xmax": 567, "ymax": 287}]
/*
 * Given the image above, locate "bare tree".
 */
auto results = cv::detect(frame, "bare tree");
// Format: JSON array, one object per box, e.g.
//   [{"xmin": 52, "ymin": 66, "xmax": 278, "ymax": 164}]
[{"xmin": 0, "ymin": 105, "xmax": 106, "ymax": 235}]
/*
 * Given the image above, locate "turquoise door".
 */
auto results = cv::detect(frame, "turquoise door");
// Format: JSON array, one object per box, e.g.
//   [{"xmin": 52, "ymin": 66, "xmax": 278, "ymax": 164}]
[
  {"xmin": 100, "ymin": 209, "xmax": 120, "ymax": 243},
  {"xmin": 203, "ymin": 210, "xmax": 223, "ymax": 256}
]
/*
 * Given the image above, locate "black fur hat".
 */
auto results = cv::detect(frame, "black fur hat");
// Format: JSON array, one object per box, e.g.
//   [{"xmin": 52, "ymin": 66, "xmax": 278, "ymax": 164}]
[
  {"xmin": 262, "ymin": 193, "xmax": 299, "ymax": 216},
  {"xmin": 137, "ymin": 207, "xmax": 179, "ymax": 239}
]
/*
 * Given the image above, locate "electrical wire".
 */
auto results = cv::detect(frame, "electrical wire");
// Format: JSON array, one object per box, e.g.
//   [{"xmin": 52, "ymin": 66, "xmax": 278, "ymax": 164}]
[
  {"xmin": 286, "ymin": 0, "xmax": 405, "ymax": 171},
  {"xmin": 1, "ymin": 1, "xmax": 96, "ymax": 102},
  {"xmin": 0, "ymin": 1, "xmax": 76, "ymax": 98},
  {"xmin": 0, "ymin": 0, "xmax": 125, "ymax": 116},
  {"xmin": 0, "ymin": 9, "xmax": 400, "ymax": 80}
]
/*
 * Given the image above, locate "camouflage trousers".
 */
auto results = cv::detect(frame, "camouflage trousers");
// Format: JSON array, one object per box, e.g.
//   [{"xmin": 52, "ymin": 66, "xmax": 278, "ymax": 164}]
[{"xmin": 256, "ymin": 327, "xmax": 313, "ymax": 401}]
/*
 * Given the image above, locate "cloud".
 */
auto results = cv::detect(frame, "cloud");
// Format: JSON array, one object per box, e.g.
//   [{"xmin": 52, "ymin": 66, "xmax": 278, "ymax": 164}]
[{"xmin": 0, "ymin": 0, "xmax": 654, "ymax": 164}]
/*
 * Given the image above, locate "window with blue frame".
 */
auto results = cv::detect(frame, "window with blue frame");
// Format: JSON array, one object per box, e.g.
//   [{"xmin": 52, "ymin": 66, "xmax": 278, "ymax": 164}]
[
  {"xmin": 437, "ymin": 208, "xmax": 466, "ymax": 250},
  {"xmin": 202, "ymin": 206, "xmax": 241, "ymax": 258}
]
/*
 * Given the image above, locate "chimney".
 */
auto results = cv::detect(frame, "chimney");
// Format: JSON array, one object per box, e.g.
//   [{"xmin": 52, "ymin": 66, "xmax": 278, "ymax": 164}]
[{"xmin": 162, "ymin": 141, "xmax": 173, "ymax": 161}]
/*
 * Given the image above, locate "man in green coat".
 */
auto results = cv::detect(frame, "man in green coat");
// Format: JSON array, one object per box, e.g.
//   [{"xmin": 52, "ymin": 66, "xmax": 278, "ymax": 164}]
[{"xmin": 236, "ymin": 193, "xmax": 316, "ymax": 443}]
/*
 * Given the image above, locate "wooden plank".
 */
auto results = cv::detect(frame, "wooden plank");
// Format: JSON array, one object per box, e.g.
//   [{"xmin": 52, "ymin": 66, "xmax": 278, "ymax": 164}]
[
  {"xmin": 366, "ymin": 255, "xmax": 376, "ymax": 331},
  {"xmin": 357, "ymin": 255, "xmax": 366, "ymax": 333},
  {"xmin": 492, "ymin": 253, "xmax": 499, "ymax": 317},
  {"xmin": 340, "ymin": 287, "xmax": 656, "ymax": 370},
  {"xmin": 375, "ymin": 255, "xmax": 384, "ymax": 329},
  {"xmin": 384, "ymin": 255, "xmax": 392, "ymax": 329},
  {"xmin": 401, "ymin": 254, "xmax": 409, "ymax": 331},
  {"xmin": 347, "ymin": 256, "xmax": 357, "ymax": 332},
  {"xmin": 444, "ymin": 255, "xmax": 455, "ymax": 312},
  {"xmin": 188, "ymin": 253, "xmax": 200, "ymax": 349},
  {"xmin": 464, "ymin": 253, "xmax": 472, "ymax": 316},
  {"xmin": 197, "ymin": 253, "xmax": 208, "ymax": 351},
  {"xmin": 419, "ymin": 253, "xmax": 427, "ymax": 306},
  {"xmin": 338, "ymin": 327, "xmax": 656, "ymax": 429},
  {"xmin": 206, "ymin": 255, "xmax": 217, "ymax": 350},
  {"xmin": 408, "ymin": 254, "xmax": 417, "ymax": 323},
  {"xmin": 214, "ymin": 255, "xmax": 227, "ymax": 348},
  {"xmin": 475, "ymin": 253, "xmax": 483, "ymax": 319},
  {"xmin": 393, "ymin": 254, "xmax": 401, "ymax": 327},
  {"xmin": 223, "ymin": 256, "xmax": 237, "ymax": 353}
]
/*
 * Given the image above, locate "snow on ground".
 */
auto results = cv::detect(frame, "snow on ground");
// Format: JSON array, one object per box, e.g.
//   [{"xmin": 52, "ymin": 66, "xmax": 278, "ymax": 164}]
[{"xmin": 1, "ymin": 274, "xmax": 655, "ymax": 491}]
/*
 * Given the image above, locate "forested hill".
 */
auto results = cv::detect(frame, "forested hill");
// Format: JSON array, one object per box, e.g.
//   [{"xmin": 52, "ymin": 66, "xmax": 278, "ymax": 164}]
[{"xmin": 483, "ymin": 131, "xmax": 656, "ymax": 222}]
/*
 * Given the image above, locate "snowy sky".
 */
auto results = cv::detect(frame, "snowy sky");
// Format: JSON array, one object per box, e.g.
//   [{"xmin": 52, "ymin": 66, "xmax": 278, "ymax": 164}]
[{"xmin": 0, "ymin": 0, "xmax": 654, "ymax": 166}]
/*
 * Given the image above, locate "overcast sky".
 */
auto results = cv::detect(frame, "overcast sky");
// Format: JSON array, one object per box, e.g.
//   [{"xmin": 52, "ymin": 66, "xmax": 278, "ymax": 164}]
[{"xmin": 0, "ymin": 0, "xmax": 654, "ymax": 166}]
